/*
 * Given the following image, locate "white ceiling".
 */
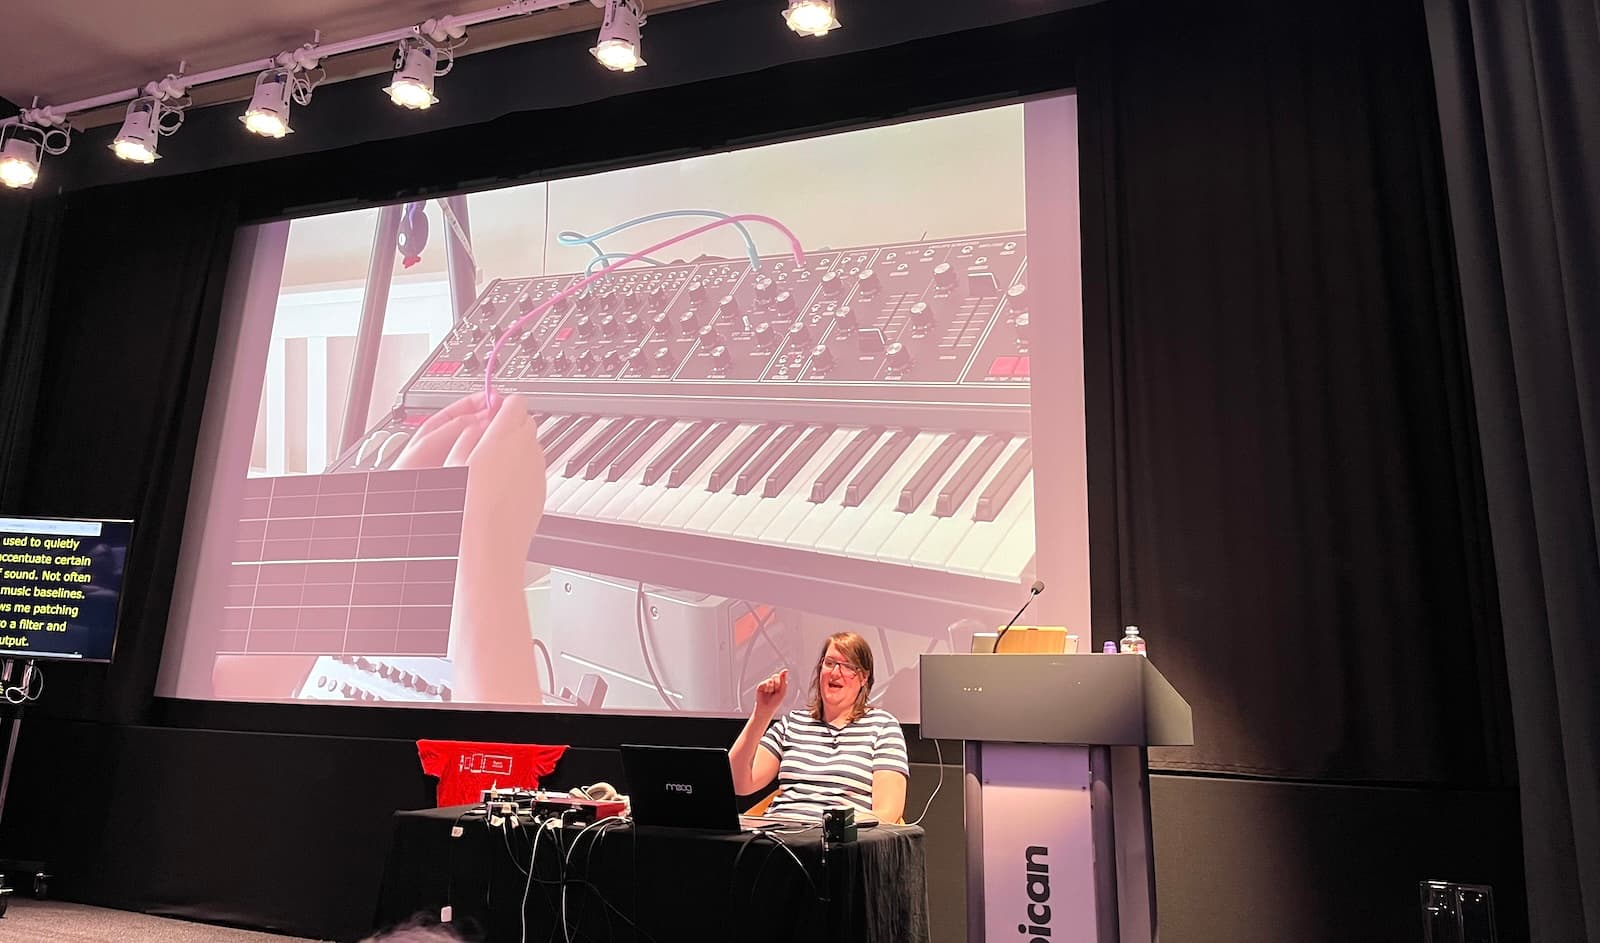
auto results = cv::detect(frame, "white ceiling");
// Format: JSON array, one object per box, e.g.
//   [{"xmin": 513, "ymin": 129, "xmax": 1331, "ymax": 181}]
[{"xmin": 3, "ymin": 0, "xmax": 716, "ymax": 126}]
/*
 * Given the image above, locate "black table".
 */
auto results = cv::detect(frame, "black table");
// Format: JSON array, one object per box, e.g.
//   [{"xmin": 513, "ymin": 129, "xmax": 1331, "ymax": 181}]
[{"xmin": 374, "ymin": 806, "xmax": 930, "ymax": 943}]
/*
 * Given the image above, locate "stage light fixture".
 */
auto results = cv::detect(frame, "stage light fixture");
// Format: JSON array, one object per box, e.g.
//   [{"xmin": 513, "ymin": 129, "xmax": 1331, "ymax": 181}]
[
  {"xmin": 110, "ymin": 97, "xmax": 165, "ymax": 163},
  {"xmin": 0, "ymin": 135, "xmax": 41, "ymax": 189},
  {"xmin": 783, "ymin": 0, "xmax": 839, "ymax": 37},
  {"xmin": 591, "ymin": 0, "xmax": 646, "ymax": 72},
  {"xmin": 243, "ymin": 69, "xmax": 297, "ymax": 138},
  {"xmin": 387, "ymin": 38, "xmax": 442, "ymax": 109}
]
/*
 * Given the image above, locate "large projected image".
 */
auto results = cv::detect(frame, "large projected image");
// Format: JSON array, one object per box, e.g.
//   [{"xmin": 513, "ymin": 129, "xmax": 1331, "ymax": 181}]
[{"xmin": 158, "ymin": 94, "xmax": 1088, "ymax": 719}]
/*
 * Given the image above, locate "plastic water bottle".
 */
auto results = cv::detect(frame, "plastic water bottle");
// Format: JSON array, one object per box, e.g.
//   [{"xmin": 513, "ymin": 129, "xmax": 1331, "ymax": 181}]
[{"xmin": 1120, "ymin": 625, "xmax": 1147, "ymax": 656}]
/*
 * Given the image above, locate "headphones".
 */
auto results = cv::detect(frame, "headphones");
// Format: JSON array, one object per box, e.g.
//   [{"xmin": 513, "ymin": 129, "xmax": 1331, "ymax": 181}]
[{"xmin": 568, "ymin": 782, "xmax": 620, "ymax": 801}]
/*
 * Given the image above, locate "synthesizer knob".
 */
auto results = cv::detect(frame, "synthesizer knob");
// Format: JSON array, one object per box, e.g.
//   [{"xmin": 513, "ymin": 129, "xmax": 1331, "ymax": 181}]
[
  {"xmin": 716, "ymin": 294, "xmax": 741, "ymax": 320},
  {"xmin": 620, "ymin": 313, "xmax": 643, "ymax": 340},
  {"xmin": 628, "ymin": 346, "xmax": 651, "ymax": 369},
  {"xmin": 572, "ymin": 290, "xmax": 600, "ymax": 313},
  {"xmin": 543, "ymin": 350, "xmax": 568, "ymax": 375},
  {"xmin": 710, "ymin": 345, "xmax": 734, "ymax": 371},
  {"xmin": 788, "ymin": 320, "xmax": 814, "ymax": 346},
  {"xmin": 597, "ymin": 314, "xmax": 620, "ymax": 339},
  {"xmin": 909, "ymin": 300, "xmax": 935, "ymax": 329},
  {"xmin": 753, "ymin": 277, "xmax": 776, "ymax": 304},
  {"xmin": 650, "ymin": 312, "xmax": 671, "ymax": 336},
  {"xmin": 572, "ymin": 315, "xmax": 596, "ymax": 338},
  {"xmin": 818, "ymin": 270, "xmax": 843, "ymax": 297},
  {"xmin": 1014, "ymin": 311, "xmax": 1032, "ymax": 342},
  {"xmin": 832, "ymin": 306, "xmax": 857, "ymax": 334},
  {"xmin": 649, "ymin": 344, "xmax": 671, "ymax": 369},
  {"xmin": 459, "ymin": 350, "xmax": 480, "ymax": 373},
  {"xmin": 809, "ymin": 344, "xmax": 835, "ymax": 370},
  {"xmin": 885, "ymin": 342, "xmax": 912, "ymax": 371},
  {"xmin": 686, "ymin": 280, "xmax": 708, "ymax": 304},
  {"xmin": 1005, "ymin": 282, "xmax": 1029, "ymax": 315},
  {"xmin": 618, "ymin": 289, "xmax": 643, "ymax": 313},
  {"xmin": 646, "ymin": 284, "xmax": 671, "ymax": 308},
  {"xmin": 582, "ymin": 349, "xmax": 607, "ymax": 374},
  {"xmin": 601, "ymin": 349, "xmax": 624, "ymax": 372},
  {"xmin": 772, "ymin": 290, "xmax": 797, "ymax": 315},
  {"xmin": 524, "ymin": 355, "xmax": 546, "ymax": 376},
  {"xmin": 698, "ymin": 324, "xmax": 728, "ymax": 349},
  {"xmin": 856, "ymin": 269, "xmax": 880, "ymax": 294},
  {"xmin": 676, "ymin": 310, "xmax": 700, "ymax": 336},
  {"xmin": 595, "ymin": 291, "xmax": 621, "ymax": 314},
  {"xmin": 932, "ymin": 262, "xmax": 960, "ymax": 292}
]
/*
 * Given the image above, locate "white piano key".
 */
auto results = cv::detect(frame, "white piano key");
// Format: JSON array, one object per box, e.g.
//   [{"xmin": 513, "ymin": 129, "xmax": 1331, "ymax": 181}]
[
  {"xmin": 679, "ymin": 424, "xmax": 781, "ymax": 533},
  {"xmin": 981, "ymin": 490, "xmax": 1038, "ymax": 582},
  {"xmin": 945, "ymin": 473, "xmax": 1034, "ymax": 578},
  {"xmin": 811, "ymin": 432, "xmax": 942, "ymax": 555},
  {"xmin": 768, "ymin": 430, "xmax": 888, "ymax": 548},
  {"xmin": 612, "ymin": 423, "xmax": 720, "ymax": 524},
  {"xmin": 726, "ymin": 428, "xmax": 856, "ymax": 541},
  {"xmin": 544, "ymin": 420, "xmax": 625, "ymax": 507},
  {"xmin": 870, "ymin": 436, "xmax": 988, "ymax": 564},
  {"xmin": 905, "ymin": 437, "xmax": 1028, "ymax": 570},
  {"xmin": 576, "ymin": 420, "xmax": 696, "ymax": 520},
  {"xmin": 644, "ymin": 424, "xmax": 756, "ymax": 528}
]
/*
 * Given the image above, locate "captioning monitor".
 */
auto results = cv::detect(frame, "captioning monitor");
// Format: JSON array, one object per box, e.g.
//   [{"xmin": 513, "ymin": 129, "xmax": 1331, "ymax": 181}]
[{"xmin": 0, "ymin": 516, "xmax": 133, "ymax": 663}]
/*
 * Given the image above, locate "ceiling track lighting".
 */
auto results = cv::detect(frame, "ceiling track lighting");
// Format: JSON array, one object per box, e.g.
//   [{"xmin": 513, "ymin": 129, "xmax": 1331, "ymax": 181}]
[
  {"xmin": 0, "ymin": 0, "xmax": 841, "ymax": 189},
  {"xmin": 0, "ymin": 134, "xmax": 43, "ymax": 190},
  {"xmin": 0, "ymin": 105, "xmax": 70, "ymax": 190},
  {"xmin": 784, "ymin": 0, "xmax": 840, "ymax": 38},
  {"xmin": 388, "ymin": 35, "xmax": 458, "ymax": 110},
  {"xmin": 242, "ymin": 48, "xmax": 322, "ymax": 139},
  {"xmin": 591, "ymin": 0, "xmax": 647, "ymax": 72}
]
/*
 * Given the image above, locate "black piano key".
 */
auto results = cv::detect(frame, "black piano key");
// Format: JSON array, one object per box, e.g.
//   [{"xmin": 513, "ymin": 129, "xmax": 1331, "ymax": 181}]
[
  {"xmin": 842, "ymin": 430, "xmax": 916, "ymax": 508},
  {"xmin": 584, "ymin": 418, "xmax": 653, "ymax": 480},
  {"xmin": 668, "ymin": 421, "xmax": 737, "ymax": 488},
  {"xmin": 810, "ymin": 428, "xmax": 884, "ymax": 503},
  {"xmin": 643, "ymin": 421, "xmax": 710, "ymax": 486},
  {"xmin": 606, "ymin": 419, "xmax": 674, "ymax": 482},
  {"xmin": 734, "ymin": 425, "xmax": 806, "ymax": 496},
  {"xmin": 935, "ymin": 435, "xmax": 1008, "ymax": 517},
  {"xmin": 764, "ymin": 425, "xmax": 835, "ymax": 498},
  {"xmin": 543, "ymin": 416, "xmax": 597, "ymax": 464},
  {"xmin": 897, "ymin": 433, "xmax": 974, "ymax": 513},
  {"xmin": 706, "ymin": 424, "xmax": 778, "ymax": 493},
  {"xmin": 974, "ymin": 442, "xmax": 1032, "ymax": 522},
  {"xmin": 538, "ymin": 414, "xmax": 578, "ymax": 451},
  {"xmin": 563, "ymin": 417, "xmax": 630, "ymax": 477}
]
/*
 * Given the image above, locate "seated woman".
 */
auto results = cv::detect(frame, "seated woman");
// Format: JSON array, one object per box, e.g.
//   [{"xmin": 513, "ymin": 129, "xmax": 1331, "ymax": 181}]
[{"xmin": 728, "ymin": 631, "xmax": 908, "ymax": 822}]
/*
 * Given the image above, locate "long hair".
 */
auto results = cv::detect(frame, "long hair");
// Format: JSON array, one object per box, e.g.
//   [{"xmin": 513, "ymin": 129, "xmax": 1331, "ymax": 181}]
[{"xmin": 806, "ymin": 631, "xmax": 875, "ymax": 724}]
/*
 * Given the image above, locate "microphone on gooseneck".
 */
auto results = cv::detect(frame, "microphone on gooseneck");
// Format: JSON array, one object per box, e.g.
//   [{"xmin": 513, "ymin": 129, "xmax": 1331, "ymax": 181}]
[{"xmin": 992, "ymin": 580, "xmax": 1046, "ymax": 653}]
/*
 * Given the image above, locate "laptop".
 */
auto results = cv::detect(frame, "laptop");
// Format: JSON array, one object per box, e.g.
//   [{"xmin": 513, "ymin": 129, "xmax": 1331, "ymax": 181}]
[{"xmin": 620, "ymin": 744, "xmax": 743, "ymax": 832}]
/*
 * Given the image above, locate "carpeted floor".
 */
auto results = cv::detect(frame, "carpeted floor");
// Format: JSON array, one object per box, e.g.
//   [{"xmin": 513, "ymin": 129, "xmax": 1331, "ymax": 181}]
[{"xmin": 0, "ymin": 898, "xmax": 330, "ymax": 942}]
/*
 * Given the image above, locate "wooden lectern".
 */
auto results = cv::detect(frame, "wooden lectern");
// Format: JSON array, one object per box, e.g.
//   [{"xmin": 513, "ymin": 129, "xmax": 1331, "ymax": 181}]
[{"xmin": 919, "ymin": 653, "xmax": 1192, "ymax": 943}]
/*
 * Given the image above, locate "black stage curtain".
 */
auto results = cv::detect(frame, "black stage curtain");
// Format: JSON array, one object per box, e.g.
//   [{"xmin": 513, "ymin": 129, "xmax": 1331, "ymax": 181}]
[
  {"xmin": 1076, "ymin": 0, "xmax": 1512, "ymax": 784},
  {"xmin": 0, "ymin": 194, "xmax": 62, "ymax": 508},
  {"xmin": 1422, "ymin": 0, "xmax": 1600, "ymax": 939},
  {"xmin": 7, "ymin": 174, "xmax": 240, "ymax": 726}
]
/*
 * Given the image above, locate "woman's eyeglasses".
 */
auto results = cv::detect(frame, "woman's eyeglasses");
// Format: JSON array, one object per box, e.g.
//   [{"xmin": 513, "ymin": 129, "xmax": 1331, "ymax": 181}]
[{"xmin": 822, "ymin": 657, "xmax": 862, "ymax": 678}]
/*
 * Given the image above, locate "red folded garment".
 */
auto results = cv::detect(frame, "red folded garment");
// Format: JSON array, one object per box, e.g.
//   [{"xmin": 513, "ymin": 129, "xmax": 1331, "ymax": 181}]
[{"xmin": 416, "ymin": 739, "xmax": 569, "ymax": 807}]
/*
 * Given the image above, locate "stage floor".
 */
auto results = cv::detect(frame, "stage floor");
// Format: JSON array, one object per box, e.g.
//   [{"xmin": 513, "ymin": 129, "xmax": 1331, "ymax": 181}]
[{"xmin": 0, "ymin": 898, "xmax": 329, "ymax": 942}]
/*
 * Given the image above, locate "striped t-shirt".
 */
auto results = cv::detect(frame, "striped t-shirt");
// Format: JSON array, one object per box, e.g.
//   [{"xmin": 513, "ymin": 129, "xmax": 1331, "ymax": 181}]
[{"xmin": 758, "ymin": 708, "xmax": 909, "ymax": 818}]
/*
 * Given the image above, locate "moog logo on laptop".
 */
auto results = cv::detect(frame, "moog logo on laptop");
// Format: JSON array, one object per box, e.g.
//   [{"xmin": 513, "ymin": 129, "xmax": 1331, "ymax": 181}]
[{"xmin": 622, "ymin": 744, "xmax": 740, "ymax": 831}]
